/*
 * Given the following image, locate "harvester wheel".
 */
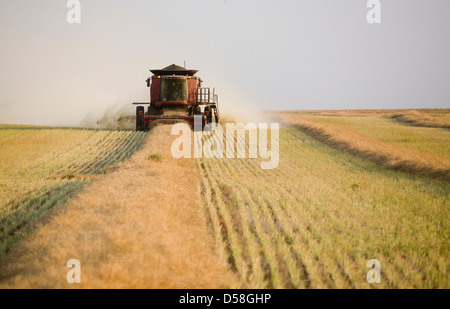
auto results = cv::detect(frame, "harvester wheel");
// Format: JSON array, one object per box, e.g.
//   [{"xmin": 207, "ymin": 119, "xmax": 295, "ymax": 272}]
[
  {"xmin": 214, "ymin": 109, "xmax": 219, "ymax": 124},
  {"xmin": 136, "ymin": 106, "xmax": 146, "ymax": 131},
  {"xmin": 204, "ymin": 106, "xmax": 213, "ymax": 124}
]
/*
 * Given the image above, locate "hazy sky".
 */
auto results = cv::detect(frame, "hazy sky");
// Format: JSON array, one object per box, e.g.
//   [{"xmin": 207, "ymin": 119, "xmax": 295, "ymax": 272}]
[{"xmin": 0, "ymin": 0, "xmax": 449, "ymax": 126}]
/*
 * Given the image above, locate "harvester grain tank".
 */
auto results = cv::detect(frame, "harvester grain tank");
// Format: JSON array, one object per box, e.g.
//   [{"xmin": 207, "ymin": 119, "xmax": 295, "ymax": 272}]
[{"xmin": 133, "ymin": 64, "xmax": 219, "ymax": 131}]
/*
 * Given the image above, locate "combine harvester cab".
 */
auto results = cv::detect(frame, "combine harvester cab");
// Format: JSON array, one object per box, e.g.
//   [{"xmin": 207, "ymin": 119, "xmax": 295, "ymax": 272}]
[{"xmin": 133, "ymin": 64, "xmax": 219, "ymax": 131}]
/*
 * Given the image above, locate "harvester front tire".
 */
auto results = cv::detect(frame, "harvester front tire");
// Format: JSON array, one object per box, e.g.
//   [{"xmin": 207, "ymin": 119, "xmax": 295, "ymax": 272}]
[
  {"xmin": 204, "ymin": 106, "xmax": 213, "ymax": 124},
  {"xmin": 136, "ymin": 106, "xmax": 146, "ymax": 131}
]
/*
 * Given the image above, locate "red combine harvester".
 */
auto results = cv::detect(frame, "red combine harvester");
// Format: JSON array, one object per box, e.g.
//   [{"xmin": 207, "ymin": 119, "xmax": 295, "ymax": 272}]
[{"xmin": 133, "ymin": 64, "xmax": 219, "ymax": 131}]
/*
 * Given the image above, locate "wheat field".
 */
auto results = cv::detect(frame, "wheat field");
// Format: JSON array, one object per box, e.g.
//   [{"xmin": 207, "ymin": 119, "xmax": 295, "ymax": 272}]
[
  {"xmin": 0, "ymin": 125, "xmax": 147, "ymax": 254},
  {"xmin": 0, "ymin": 125, "xmax": 237, "ymax": 288},
  {"xmin": 0, "ymin": 109, "xmax": 449, "ymax": 288},
  {"xmin": 273, "ymin": 111, "xmax": 450, "ymax": 181},
  {"xmin": 198, "ymin": 123, "xmax": 449, "ymax": 288}
]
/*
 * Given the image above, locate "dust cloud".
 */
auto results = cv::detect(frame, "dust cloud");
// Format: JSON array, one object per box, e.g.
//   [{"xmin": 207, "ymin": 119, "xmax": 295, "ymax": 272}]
[
  {"xmin": 211, "ymin": 85, "xmax": 272, "ymax": 124},
  {"xmin": 82, "ymin": 103, "xmax": 136, "ymax": 130},
  {"xmin": 82, "ymin": 88, "xmax": 270, "ymax": 130}
]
